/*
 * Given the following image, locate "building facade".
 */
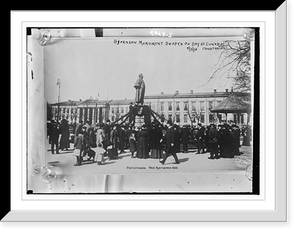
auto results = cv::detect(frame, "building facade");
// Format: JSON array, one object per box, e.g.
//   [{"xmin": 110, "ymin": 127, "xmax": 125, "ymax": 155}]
[
  {"xmin": 143, "ymin": 90, "xmax": 250, "ymax": 126},
  {"xmin": 50, "ymin": 90, "xmax": 251, "ymax": 126}
]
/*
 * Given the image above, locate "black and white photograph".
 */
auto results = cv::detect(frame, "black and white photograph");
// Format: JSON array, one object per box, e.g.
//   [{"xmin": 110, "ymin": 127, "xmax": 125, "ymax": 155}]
[
  {"xmin": 26, "ymin": 27, "xmax": 258, "ymax": 194},
  {"xmin": 6, "ymin": 3, "xmax": 290, "ymax": 224}
]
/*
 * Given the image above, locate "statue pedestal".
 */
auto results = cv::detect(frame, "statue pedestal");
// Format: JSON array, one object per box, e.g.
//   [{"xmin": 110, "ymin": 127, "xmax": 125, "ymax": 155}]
[
  {"xmin": 134, "ymin": 116, "xmax": 144, "ymax": 127},
  {"xmin": 112, "ymin": 104, "xmax": 162, "ymax": 128},
  {"xmin": 133, "ymin": 104, "xmax": 151, "ymax": 127}
]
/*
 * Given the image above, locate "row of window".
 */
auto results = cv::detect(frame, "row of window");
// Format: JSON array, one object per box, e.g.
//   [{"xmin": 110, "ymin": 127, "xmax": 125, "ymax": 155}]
[
  {"xmin": 145, "ymin": 100, "xmax": 221, "ymax": 112},
  {"xmin": 111, "ymin": 107, "xmax": 129, "ymax": 114},
  {"xmin": 109, "ymin": 113, "xmax": 222, "ymax": 124},
  {"xmin": 160, "ymin": 113, "xmax": 221, "ymax": 124},
  {"xmin": 53, "ymin": 100, "xmax": 222, "ymax": 116}
]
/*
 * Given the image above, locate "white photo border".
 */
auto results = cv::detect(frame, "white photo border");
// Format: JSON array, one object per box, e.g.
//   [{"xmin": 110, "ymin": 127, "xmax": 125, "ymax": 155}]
[{"xmin": 11, "ymin": 6, "xmax": 286, "ymax": 221}]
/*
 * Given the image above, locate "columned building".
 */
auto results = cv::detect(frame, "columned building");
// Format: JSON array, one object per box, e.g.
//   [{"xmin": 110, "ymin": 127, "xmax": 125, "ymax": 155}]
[
  {"xmin": 49, "ymin": 90, "xmax": 251, "ymax": 126},
  {"xmin": 50, "ymin": 99, "xmax": 108, "ymax": 124},
  {"xmin": 143, "ymin": 89, "xmax": 250, "ymax": 126}
]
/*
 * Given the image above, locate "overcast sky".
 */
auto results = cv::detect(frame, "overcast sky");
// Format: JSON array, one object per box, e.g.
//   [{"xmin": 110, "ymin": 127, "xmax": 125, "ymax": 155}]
[{"xmin": 44, "ymin": 35, "xmax": 243, "ymax": 103}]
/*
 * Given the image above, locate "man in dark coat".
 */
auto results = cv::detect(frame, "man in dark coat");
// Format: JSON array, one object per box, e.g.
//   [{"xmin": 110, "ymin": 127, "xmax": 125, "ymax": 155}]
[
  {"xmin": 218, "ymin": 124, "xmax": 234, "ymax": 158},
  {"xmin": 195, "ymin": 123, "xmax": 205, "ymax": 154},
  {"xmin": 81, "ymin": 125, "xmax": 89, "ymax": 157},
  {"xmin": 228, "ymin": 127, "xmax": 235, "ymax": 158},
  {"xmin": 118, "ymin": 126, "xmax": 126, "ymax": 154},
  {"xmin": 75, "ymin": 120, "xmax": 83, "ymax": 137},
  {"xmin": 204, "ymin": 125, "xmax": 210, "ymax": 152},
  {"xmin": 232, "ymin": 125, "xmax": 241, "ymax": 155},
  {"xmin": 49, "ymin": 120, "xmax": 60, "ymax": 154},
  {"xmin": 180, "ymin": 125, "xmax": 190, "ymax": 153},
  {"xmin": 173, "ymin": 124, "xmax": 181, "ymax": 153},
  {"xmin": 103, "ymin": 119, "xmax": 111, "ymax": 150},
  {"xmin": 159, "ymin": 121, "xmax": 180, "ymax": 164},
  {"xmin": 208, "ymin": 124, "xmax": 219, "ymax": 159}
]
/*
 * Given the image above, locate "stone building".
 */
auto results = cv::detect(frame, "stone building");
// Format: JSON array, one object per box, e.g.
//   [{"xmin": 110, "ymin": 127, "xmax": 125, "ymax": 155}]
[{"xmin": 50, "ymin": 89, "xmax": 251, "ymax": 126}]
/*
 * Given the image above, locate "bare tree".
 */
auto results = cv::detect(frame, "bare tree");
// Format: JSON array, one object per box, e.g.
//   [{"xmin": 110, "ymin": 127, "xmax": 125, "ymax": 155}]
[
  {"xmin": 209, "ymin": 39, "xmax": 251, "ymax": 93},
  {"xmin": 185, "ymin": 102, "xmax": 196, "ymax": 125},
  {"xmin": 195, "ymin": 107, "xmax": 205, "ymax": 124}
]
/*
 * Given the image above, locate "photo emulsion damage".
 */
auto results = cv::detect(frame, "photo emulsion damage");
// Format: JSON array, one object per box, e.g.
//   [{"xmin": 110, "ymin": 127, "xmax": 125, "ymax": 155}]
[{"xmin": 26, "ymin": 27, "xmax": 259, "ymax": 194}]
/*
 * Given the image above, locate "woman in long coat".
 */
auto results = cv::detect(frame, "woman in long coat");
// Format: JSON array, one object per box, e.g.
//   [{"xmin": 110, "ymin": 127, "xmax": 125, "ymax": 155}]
[
  {"xmin": 136, "ymin": 125, "xmax": 149, "ymax": 159},
  {"xmin": 149, "ymin": 123, "xmax": 163, "ymax": 159},
  {"xmin": 108, "ymin": 126, "xmax": 119, "ymax": 160},
  {"xmin": 59, "ymin": 119, "xmax": 70, "ymax": 150}
]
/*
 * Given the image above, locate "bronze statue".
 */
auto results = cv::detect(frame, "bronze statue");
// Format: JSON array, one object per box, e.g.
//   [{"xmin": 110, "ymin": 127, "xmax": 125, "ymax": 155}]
[{"xmin": 134, "ymin": 73, "xmax": 146, "ymax": 105}]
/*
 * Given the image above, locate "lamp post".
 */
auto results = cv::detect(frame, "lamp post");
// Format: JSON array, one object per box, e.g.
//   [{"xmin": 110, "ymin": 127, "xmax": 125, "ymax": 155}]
[
  {"xmin": 56, "ymin": 78, "xmax": 61, "ymax": 121},
  {"xmin": 172, "ymin": 90, "xmax": 179, "ymax": 123},
  {"xmin": 105, "ymin": 99, "xmax": 113, "ymax": 122}
]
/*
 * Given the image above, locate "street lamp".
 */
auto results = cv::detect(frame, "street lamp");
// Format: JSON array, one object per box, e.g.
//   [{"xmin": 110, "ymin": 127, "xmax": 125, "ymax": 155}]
[
  {"xmin": 173, "ymin": 90, "xmax": 179, "ymax": 124},
  {"xmin": 105, "ymin": 99, "xmax": 113, "ymax": 121},
  {"xmin": 56, "ymin": 78, "xmax": 61, "ymax": 121},
  {"xmin": 94, "ymin": 93, "xmax": 100, "ymax": 124}
]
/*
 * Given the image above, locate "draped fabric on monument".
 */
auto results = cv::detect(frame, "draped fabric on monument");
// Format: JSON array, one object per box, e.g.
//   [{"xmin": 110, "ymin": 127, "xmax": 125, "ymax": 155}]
[{"xmin": 110, "ymin": 104, "xmax": 164, "ymax": 127}]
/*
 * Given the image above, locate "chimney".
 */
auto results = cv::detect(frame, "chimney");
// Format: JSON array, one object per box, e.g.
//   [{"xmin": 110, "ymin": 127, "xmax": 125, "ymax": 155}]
[
  {"xmin": 190, "ymin": 90, "xmax": 193, "ymax": 94},
  {"xmin": 161, "ymin": 92, "xmax": 164, "ymax": 95},
  {"xmin": 214, "ymin": 89, "xmax": 217, "ymax": 93},
  {"xmin": 225, "ymin": 89, "xmax": 228, "ymax": 93},
  {"xmin": 175, "ymin": 90, "xmax": 179, "ymax": 94},
  {"xmin": 231, "ymin": 87, "xmax": 234, "ymax": 92}
]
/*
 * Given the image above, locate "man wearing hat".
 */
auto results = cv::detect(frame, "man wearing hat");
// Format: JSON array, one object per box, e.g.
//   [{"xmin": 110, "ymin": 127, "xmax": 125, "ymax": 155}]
[
  {"xmin": 208, "ymin": 123, "xmax": 220, "ymax": 159},
  {"xmin": 81, "ymin": 124, "xmax": 88, "ymax": 157},
  {"xmin": 49, "ymin": 120, "xmax": 60, "ymax": 154},
  {"xmin": 232, "ymin": 124, "xmax": 241, "ymax": 155},
  {"xmin": 195, "ymin": 123, "xmax": 205, "ymax": 154},
  {"xmin": 180, "ymin": 125, "xmax": 190, "ymax": 153},
  {"xmin": 159, "ymin": 121, "xmax": 180, "ymax": 164},
  {"xmin": 103, "ymin": 119, "xmax": 111, "ymax": 150}
]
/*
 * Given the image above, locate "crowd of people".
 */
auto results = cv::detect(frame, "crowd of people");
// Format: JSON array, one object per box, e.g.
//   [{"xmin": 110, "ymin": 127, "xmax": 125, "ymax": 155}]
[
  {"xmin": 47, "ymin": 118, "xmax": 252, "ymax": 166},
  {"xmin": 47, "ymin": 118, "xmax": 71, "ymax": 154}
]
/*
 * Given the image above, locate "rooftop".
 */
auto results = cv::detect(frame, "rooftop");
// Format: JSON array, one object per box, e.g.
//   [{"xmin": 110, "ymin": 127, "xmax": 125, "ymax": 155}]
[
  {"xmin": 50, "ymin": 91, "xmax": 250, "ymax": 106},
  {"xmin": 145, "ymin": 91, "xmax": 250, "ymax": 99}
]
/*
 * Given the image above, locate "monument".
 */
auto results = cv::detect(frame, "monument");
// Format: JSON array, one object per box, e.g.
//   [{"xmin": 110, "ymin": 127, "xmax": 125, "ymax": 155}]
[
  {"xmin": 110, "ymin": 73, "xmax": 163, "ymax": 127},
  {"xmin": 134, "ymin": 73, "xmax": 146, "ymax": 105}
]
